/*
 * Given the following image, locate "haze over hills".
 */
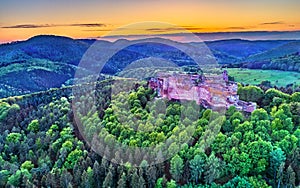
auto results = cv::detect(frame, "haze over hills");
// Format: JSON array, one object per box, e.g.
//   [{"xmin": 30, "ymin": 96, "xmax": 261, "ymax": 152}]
[
  {"xmin": 195, "ymin": 31, "xmax": 300, "ymax": 41},
  {"xmin": 247, "ymin": 41, "xmax": 300, "ymax": 62},
  {"xmin": 0, "ymin": 34, "xmax": 300, "ymax": 98},
  {"xmin": 206, "ymin": 39, "xmax": 292, "ymax": 59},
  {"xmin": 100, "ymin": 31, "xmax": 300, "ymax": 42}
]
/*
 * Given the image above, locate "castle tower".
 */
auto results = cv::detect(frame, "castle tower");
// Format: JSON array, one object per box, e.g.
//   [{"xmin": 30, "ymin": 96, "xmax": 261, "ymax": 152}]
[{"xmin": 223, "ymin": 70, "xmax": 229, "ymax": 82}]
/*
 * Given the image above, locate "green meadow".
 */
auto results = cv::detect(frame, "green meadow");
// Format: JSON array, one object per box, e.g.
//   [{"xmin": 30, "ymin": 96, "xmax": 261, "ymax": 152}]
[{"xmin": 226, "ymin": 68, "xmax": 300, "ymax": 87}]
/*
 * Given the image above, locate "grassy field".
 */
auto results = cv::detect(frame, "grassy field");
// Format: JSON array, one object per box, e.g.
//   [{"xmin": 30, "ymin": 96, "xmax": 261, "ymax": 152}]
[{"xmin": 226, "ymin": 68, "xmax": 300, "ymax": 87}]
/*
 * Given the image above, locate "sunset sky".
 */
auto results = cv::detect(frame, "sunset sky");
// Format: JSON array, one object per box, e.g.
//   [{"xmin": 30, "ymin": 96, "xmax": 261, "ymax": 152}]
[{"xmin": 1, "ymin": 0, "xmax": 300, "ymax": 43}]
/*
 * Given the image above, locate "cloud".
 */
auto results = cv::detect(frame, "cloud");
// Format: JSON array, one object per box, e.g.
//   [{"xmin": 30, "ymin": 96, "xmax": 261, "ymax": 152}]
[
  {"xmin": 145, "ymin": 26, "xmax": 204, "ymax": 32},
  {"xmin": 1, "ymin": 24, "xmax": 53, "ymax": 28},
  {"xmin": 260, "ymin": 21, "xmax": 285, "ymax": 25},
  {"xmin": 225, "ymin": 27, "xmax": 248, "ymax": 30},
  {"xmin": 182, "ymin": 25, "xmax": 204, "ymax": 29},
  {"xmin": 145, "ymin": 25, "xmax": 251, "ymax": 32},
  {"xmin": 2, "ymin": 23, "xmax": 106, "ymax": 29},
  {"xmin": 183, "ymin": 27, "xmax": 204, "ymax": 31},
  {"xmin": 69, "ymin": 23, "xmax": 106, "ymax": 27},
  {"xmin": 146, "ymin": 27, "xmax": 182, "ymax": 32},
  {"xmin": 82, "ymin": 29, "xmax": 112, "ymax": 32}
]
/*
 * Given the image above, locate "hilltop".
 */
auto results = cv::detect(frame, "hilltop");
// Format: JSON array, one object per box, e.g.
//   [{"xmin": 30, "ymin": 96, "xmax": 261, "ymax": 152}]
[{"xmin": 0, "ymin": 35, "xmax": 300, "ymax": 98}]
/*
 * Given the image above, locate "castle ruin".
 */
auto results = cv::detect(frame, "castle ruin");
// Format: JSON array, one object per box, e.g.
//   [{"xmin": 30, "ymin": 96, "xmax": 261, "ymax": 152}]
[{"xmin": 149, "ymin": 70, "xmax": 256, "ymax": 112}]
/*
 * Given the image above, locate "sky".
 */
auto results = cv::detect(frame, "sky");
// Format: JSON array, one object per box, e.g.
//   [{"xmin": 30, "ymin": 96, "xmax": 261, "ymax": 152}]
[{"xmin": 1, "ymin": 0, "xmax": 300, "ymax": 43}]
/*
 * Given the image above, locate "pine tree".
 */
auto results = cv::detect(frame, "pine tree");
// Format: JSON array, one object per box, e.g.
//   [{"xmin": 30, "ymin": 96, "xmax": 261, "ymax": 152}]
[
  {"xmin": 138, "ymin": 175, "xmax": 146, "ymax": 188},
  {"xmin": 93, "ymin": 161, "xmax": 103, "ymax": 188},
  {"xmin": 130, "ymin": 169, "xmax": 139, "ymax": 188},
  {"xmin": 189, "ymin": 154, "xmax": 205, "ymax": 184},
  {"xmin": 73, "ymin": 163, "xmax": 82, "ymax": 187},
  {"xmin": 146, "ymin": 165, "xmax": 157, "ymax": 188},
  {"xmin": 117, "ymin": 173, "xmax": 127, "ymax": 188},
  {"xmin": 285, "ymin": 165, "xmax": 295, "ymax": 188},
  {"xmin": 276, "ymin": 162, "xmax": 285, "ymax": 188},
  {"xmin": 102, "ymin": 170, "xmax": 113, "ymax": 188},
  {"xmin": 60, "ymin": 169, "xmax": 73, "ymax": 188},
  {"xmin": 270, "ymin": 148, "xmax": 286, "ymax": 187},
  {"xmin": 87, "ymin": 167, "xmax": 95, "ymax": 188},
  {"xmin": 204, "ymin": 153, "xmax": 221, "ymax": 184},
  {"xmin": 170, "ymin": 155, "xmax": 184, "ymax": 182}
]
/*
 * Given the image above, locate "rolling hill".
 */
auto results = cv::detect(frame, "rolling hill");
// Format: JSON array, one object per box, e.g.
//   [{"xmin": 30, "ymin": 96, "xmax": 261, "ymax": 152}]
[
  {"xmin": 246, "ymin": 41, "xmax": 300, "ymax": 62},
  {"xmin": 1, "ymin": 35, "xmax": 299, "ymax": 98},
  {"xmin": 0, "ymin": 35, "xmax": 92, "ymax": 98},
  {"xmin": 206, "ymin": 39, "xmax": 291, "ymax": 59},
  {"xmin": 0, "ymin": 35, "xmax": 91, "ymax": 66}
]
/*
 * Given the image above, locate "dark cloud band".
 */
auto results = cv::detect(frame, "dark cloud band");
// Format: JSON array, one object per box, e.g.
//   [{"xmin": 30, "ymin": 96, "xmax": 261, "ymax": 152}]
[
  {"xmin": 2, "ymin": 23, "xmax": 106, "ymax": 29},
  {"xmin": 260, "ymin": 21, "xmax": 285, "ymax": 25}
]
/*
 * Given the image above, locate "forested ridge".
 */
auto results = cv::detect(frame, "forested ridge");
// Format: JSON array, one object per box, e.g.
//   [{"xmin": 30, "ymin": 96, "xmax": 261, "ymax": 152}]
[
  {"xmin": 0, "ymin": 78, "xmax": 299, "ymax": 188},
  {"xmin": 1, "ymin": 35, "xmax": 300, "ymax": 100}
]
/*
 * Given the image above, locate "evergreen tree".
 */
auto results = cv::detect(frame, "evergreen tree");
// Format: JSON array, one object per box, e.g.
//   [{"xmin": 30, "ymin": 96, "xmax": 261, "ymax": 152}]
[
  {"xmin": 189, "ymin": 154, "xmax": 205, "ymax": 184},
  {"xmin": 170, "ymin": 154, "xmax": 184, "ymax": 182},
  {"xmin": 130, "ymin": 169, "xmax": 139, "ymax": 188},
  {"xmin": 93, "ymin": 161, "xmax": 103, "ymax": 188},
  {"xmin": 60, "ymin": 169, "xmax": 73, "ymax": 188},
  {"xmin": 146, "ymin": 165, "xmax": 157, "ymax": 188},
  {"xmin": 102, "ymin": 170, "xmax": 113, "ymax": 188},
  {"xmin": 117, "ymin": 173, "xmax": 127, "ymax": 188},
  {"xmin": 285, "ymin": 165, "xmax": 296, "ymax": 188},
  {"xmin": 204, "ymin": 153, "xmax": 221, "ymax": 184},
  {"xmin": 269, "ymin": 148, "xmax": 286, "ymax": 186},
  {"xmin": 138, "ymin": 175, "xmax": 146, "ymax": 188}
]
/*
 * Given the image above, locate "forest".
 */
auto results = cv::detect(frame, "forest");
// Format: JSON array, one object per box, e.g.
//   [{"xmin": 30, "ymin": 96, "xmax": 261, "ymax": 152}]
[
  {"xmin": 0, "ymin": 74, "xmax": 299, "ymax": 188},
  {"xmin": 224, "ymin": 52, "xmax": 300, "ymax": 73}
]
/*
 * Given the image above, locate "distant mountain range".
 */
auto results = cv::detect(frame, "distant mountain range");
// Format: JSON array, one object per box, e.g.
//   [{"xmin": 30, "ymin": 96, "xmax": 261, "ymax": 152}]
[
  {"xmin": 206, "ymin": 39, "xmax": 292, "ymax": 61},
  {"xmin": 246, "ymin": 41, "xmax": 300, "ymax": 61},
  {"xmin": 0, "ymin": 35, "xmax": 300, "ymax": 98}
]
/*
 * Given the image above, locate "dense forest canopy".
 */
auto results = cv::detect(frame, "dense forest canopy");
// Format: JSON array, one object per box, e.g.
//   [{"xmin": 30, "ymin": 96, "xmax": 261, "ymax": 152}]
[{"xmin": 0, "ymin": 75, "xmax": 299, "ymax": 187}]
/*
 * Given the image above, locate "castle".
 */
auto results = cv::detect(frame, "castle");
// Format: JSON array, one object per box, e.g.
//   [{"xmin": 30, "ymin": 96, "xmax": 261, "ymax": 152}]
[{"xmin": 149, "ymin": 70, "xmax": 256, "ymax": 113}]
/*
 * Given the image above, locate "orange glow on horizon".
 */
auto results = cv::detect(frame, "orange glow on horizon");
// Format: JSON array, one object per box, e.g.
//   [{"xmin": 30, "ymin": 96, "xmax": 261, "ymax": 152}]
[{"xmin": 1, "ymin": 0, "xmax": 300, "ymax": 43}]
